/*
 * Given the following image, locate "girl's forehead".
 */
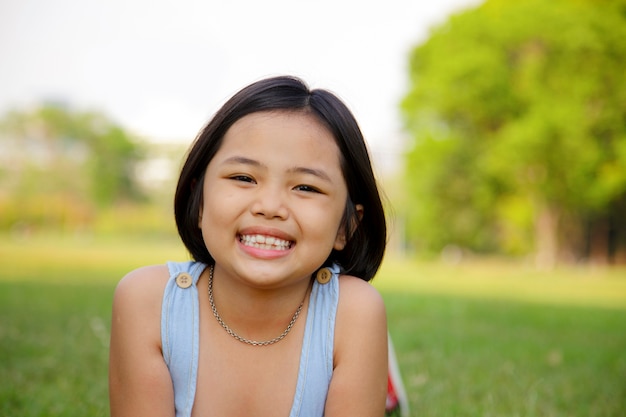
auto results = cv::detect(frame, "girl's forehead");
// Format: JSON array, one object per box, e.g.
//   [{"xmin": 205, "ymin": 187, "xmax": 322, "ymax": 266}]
[
  {"xmin": 228, "ymin": 110, "xmax": 330, "ymax": 136},
  {"xmin": 207, "ymin": 111, "xmax": 345, "ymax": 178},
  {"xmin": 220, "ymin": 111, "xmax": 339, "ymax": 154}
]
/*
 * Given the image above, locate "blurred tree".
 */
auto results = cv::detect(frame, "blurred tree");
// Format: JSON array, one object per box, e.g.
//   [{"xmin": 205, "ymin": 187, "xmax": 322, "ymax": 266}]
[
  {"xmin": 0, "ymin": 104, "xmax": 145, "ymax": 231},
  {"xmin": 401, "ymin": 0, "xmax": 626, "ymax": 265}
]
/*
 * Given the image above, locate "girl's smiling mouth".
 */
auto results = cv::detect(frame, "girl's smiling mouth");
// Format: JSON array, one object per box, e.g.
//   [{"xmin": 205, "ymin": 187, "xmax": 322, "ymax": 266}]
[{"xmin": 239, "ymin": 234, "xmax": 294, "ymax": 251}]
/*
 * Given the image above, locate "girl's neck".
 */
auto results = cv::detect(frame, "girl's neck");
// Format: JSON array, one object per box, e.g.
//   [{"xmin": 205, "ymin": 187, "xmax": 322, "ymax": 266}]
[{"xmin": 206, "ymin": 264, "xmax": 313, "ymax": 343}]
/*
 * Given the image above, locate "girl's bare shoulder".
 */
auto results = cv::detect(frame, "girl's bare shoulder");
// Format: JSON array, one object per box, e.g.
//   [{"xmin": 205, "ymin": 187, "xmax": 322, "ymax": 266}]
[
  {"xmin": 109, "ymin": 264, "xmax": 176, "ymax": 416},
  {"xmin": 327, "ymin": 274, "xmax": 388, "ymax": 416},
  {"xmin": 113, "ymin": 264, "xmax": 171, "ymax": 311},
  {"xmin": 336, "ymin": 274, "xmax": 386, "ymax": 315},
  {"xmin": 335, "ymin": 274, "xmax": 387, "ymax": 342}
]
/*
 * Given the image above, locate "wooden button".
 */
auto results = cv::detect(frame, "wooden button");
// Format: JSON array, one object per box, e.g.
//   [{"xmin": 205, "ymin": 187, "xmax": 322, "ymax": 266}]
[
  {"xmin": 175, "ymin": 272, "xmax": 193, "ymax": 289},
  {"xmin": 316, "ymin": 267, "xmax": 332, "ymax": 284}
]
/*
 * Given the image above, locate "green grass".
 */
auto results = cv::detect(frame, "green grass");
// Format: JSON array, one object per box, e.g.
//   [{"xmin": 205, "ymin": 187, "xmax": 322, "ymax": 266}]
[
  {"xmin": 1, "ymin": 236, "xmax": 625, "ymax": 416},
  {"xmin": 378, "ymin": 258, "xmax": 626, "ymax": 416},
  {"xmin": 0, "ymin": 235, "xmax": 188, "ymax": 417},
  {"xmin": 1, "ymin": 281, "xmax": 112, "ymax": 416}
]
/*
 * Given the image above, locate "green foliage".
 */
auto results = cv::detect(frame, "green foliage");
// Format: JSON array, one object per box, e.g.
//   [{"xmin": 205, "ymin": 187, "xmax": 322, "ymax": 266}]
[
  {"xmin": 401, "ymin": 0, "xmax": 626, "ymax": 261},
  {"xmin": 0, "ymin": 104, "xmax": 146, "ymax": 231}
]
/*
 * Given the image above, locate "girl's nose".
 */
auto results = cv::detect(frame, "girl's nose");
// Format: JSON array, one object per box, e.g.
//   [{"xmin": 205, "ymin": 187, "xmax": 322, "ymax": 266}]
[{"xmin": 250, "ymin": 186, "xmax": 289, "ymax": 220}]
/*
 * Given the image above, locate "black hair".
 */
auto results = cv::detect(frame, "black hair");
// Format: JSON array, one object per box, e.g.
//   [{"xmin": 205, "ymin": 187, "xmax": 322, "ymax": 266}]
[{"xmin": 174, "ymin": 75, "xmax": 386, "ymax": 281}]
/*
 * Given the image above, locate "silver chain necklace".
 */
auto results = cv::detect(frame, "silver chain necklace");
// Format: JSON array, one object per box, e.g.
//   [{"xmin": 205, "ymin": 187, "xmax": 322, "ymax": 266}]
[{"xmin": 207, "ymin": 264, "xmax": 305, "ymax": 347}]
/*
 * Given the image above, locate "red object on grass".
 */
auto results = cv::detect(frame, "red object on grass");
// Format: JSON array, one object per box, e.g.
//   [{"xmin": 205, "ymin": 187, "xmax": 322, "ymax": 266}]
[{"xmin": 386, "ymin": 373, "xmax": 400, "ymax": 412}]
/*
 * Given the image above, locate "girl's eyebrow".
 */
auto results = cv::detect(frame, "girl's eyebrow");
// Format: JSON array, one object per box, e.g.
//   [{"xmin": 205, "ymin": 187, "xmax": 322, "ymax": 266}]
[
  {"xmin": 222, "ymin": 155, "xmax": 332, "ymax": 182},
  {"xmin": 222, "ymin": 156, "xmax": 262, "ymax": 167},
  {"xmin": 287, "ymin": 166, "xmax": 332, "ymax": 182}
]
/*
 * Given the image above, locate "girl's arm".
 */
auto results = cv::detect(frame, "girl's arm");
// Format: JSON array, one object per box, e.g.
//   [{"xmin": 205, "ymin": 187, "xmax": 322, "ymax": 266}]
[
  {"xmin": 325, "ymin": 276, "xmax": 389, "ymax": 417},
  {"xmin": 109, "ymin": 265, "xmax": 175, "ymax": 417}
]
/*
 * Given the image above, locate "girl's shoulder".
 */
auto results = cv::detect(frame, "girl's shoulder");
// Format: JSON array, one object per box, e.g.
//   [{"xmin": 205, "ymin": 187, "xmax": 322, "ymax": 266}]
[
  {"xmin": 116, "ymin": 263, "xmax": 171, "ymax": 289},
  {"xmin": 336, "ymin": 274, "xmax": 386, "ymax": 315},
  {"xmin": 328, "ymin": 274, "xmax": 388, "ymax": 414},
  {"xmin": 335, "ymin": 273, "xmax": 387, "ymax": 343},
  {"xmin": 112, "ymin": 264, "xmax": 171, "ymax": 314},
  {"xmin": 109, "ymin": 264, "xmax": 176, "ymax": 414}
]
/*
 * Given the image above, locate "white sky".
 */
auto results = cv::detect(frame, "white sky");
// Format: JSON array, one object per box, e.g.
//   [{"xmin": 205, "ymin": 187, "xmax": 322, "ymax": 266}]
[{"xmin": 0, "ymin": 0, "xmax": 481, "ymax": 167}]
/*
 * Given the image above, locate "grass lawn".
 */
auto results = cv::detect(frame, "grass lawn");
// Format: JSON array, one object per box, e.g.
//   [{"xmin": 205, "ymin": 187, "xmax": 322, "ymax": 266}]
[
  {"xmin": 379, "ymin": 258, "xmax": 626, "ymax": 416},
  {"xmin": 1, "ymin": 235, "xmax": 625, "ymax": 416}
]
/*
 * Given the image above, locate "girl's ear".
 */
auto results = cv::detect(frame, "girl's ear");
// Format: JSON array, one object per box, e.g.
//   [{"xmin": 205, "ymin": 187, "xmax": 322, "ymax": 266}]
[{"xmin": 333, "ymin": 204, "xmax": 364, "ymax": 250}]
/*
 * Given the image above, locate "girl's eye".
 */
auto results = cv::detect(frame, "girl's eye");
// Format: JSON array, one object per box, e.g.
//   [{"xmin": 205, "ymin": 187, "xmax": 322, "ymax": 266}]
[
  {"xmin": 294, "ymin": 184, "xmax": 321, "ymax": 193},
  {"xmin": 230, "ymin": 175, "xmax": 255, "ymax": 183}
]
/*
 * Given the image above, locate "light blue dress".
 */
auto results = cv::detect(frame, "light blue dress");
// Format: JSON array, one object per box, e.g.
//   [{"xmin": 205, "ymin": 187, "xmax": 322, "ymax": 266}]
[{"xmin": 161, "ymin": 261, "xmax": 340, "ymax": 417}]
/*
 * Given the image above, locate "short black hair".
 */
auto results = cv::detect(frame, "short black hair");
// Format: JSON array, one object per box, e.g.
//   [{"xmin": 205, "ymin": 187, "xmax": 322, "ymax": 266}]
[{"xmin": 174, "ymin": 75, "xmax": 386, "ymax": 281}]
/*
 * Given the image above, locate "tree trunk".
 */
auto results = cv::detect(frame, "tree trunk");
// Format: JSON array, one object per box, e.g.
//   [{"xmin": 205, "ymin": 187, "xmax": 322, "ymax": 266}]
[
  {"xmin": 534, "ymin": 203, "xmax": 559, "ymax": 269},
  {"xmin": 608, "ymin": 196, "xmax": 626, "ymax": 265},
  {"xmin": 588, "ymin": 217, "xmax": 611, "ymax": 265}
]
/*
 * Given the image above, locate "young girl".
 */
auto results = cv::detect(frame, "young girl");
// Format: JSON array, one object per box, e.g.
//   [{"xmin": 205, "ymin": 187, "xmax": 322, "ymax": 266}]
[{"xmin": 109, "ymin": 75, "xmax": 389, "ymax": 417}]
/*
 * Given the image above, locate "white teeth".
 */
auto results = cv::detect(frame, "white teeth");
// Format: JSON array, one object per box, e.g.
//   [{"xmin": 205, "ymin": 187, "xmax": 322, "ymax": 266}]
[{"xmin": 240, "ymin": 234, "xmax": 291, "ymax": 250}]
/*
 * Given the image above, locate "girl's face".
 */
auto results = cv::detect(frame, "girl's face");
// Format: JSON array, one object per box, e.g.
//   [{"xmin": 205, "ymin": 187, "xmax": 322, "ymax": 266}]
[{"xmin": 199, "ymin": 110, "xmax": 350, "ymax": 289}]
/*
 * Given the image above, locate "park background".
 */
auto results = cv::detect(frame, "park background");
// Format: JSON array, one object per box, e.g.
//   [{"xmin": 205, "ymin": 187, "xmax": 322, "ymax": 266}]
[{"xmin": 1, "ymin": 0, "xmax": 625, "ymax": 416}]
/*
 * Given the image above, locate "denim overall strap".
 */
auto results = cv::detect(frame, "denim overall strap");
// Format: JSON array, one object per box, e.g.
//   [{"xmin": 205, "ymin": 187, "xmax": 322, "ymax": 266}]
[
  {"xmin": 289, "ymin": 263, "xmax": 340, "ymax": 417},
  {"xmin": 162, "ymin": 261, "xmax": 207, "ymax": 417}
]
